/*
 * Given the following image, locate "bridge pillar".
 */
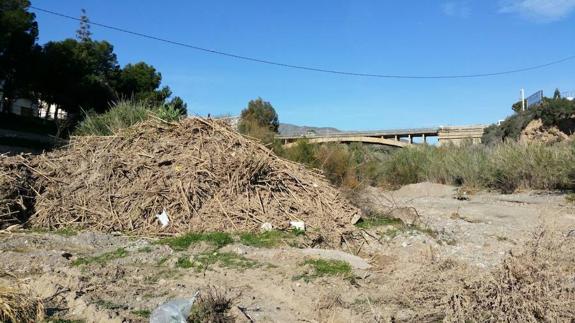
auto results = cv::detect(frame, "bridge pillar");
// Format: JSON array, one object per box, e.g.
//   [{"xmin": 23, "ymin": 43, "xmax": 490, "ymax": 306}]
[
  {"xmin": 394, "ymin": 135, "xmax": 398, "ymax": 141},
  {"xmin": 408, "ymin": 134, "xmax": 413, "ymax": 144},
  {"xmin": 422, "ymin": 134, "xmax": 426, "ymax": 144}
]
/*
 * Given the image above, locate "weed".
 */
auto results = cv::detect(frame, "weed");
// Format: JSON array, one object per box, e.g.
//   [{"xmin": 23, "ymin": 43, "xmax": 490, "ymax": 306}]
[
  {"xmin": 94, "ymin": 299, "xmax": 122, "ymax": 310},
  {"xmin": 156, "ymin": 232, "xmax": 233, "ymax": 251},
  {"xmin": 355, "ymin": 215, "xmax": 403, "ymax": 229},
  {"xmin": 71, "ymin": 248, "xmax": 128, "ymax": 266},
  {"xmin": 144, "ymin": 269, "xmax": 181, "ymax": 284},
  {"xmin": 131, "ymin": 309, "xmax": 151, "ymax": 318},
  {"xmin": 239, "ymin": 230, "xmax": 302, "ymax": 248},
  {"xmin": 190, "ymin": 251, "xmax": 259, "ymax": 272},
  {"xmin": 565, "ymin": 193, "xmax": 575, "ymax": 204},
  {"xmin": 175, "ymin": 256, "xmax": 193, "ymax": 269},
  {"xmin": 294, "ymin": 259, "xmax": 353, "ymax": 282},
  {"xmin": 53, "ymin": 228, "xmax": 78, "ymax": 237},
  {"xmin": 156, "ymin": 256, "xmax": 170, "ymax": 267},
  {"xmin": 75, "ymin": 100, "xmax": 183, "ymax": 136},
  {"xmin": 137, "ymin": 246, "xmax": 153, "ymax": 253},
  {"xmin": 188, "ymin": 288, "xmax": 234, "ymax": 323}
]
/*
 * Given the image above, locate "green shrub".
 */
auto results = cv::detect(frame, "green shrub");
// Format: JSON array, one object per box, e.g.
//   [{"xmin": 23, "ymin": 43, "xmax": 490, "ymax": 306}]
[
  {"xmin": 380, "ymin": 146, "xmax": 431, "ymax": 187},
  {"xmin": 482, "ymin": 98, "xmax": 575, "ymax": 145}
]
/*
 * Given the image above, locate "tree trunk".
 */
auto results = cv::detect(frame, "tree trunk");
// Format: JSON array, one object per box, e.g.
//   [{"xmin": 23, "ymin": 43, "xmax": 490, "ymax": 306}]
[{"xmin": 44, "ymin": 103, "xmax": 51, "ymax": 119}]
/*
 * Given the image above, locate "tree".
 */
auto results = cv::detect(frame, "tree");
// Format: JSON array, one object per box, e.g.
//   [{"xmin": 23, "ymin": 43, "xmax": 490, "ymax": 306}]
[
  {"xmin": 115, "ymin": 62, "xmax": 162, "ymax": 100},
  {"xmin": 0, "ymin": 0, "xmax": 39, "ymax": 112},
  {"xmin": 553, "ymin": 88, "xmax": 562, "ymax": 100},
  {"xmin": 37, "ymin": 39, "xmax": 120, "ymax": 117},
  {"xmin": 238, "ymin": 98, "xmax": 279, "ymax": 133},
  {"xmin": 512, "ymin": 100, "xmax": 526, "ymax": 113},
  {"xmin": 75, "ymin": 9, "xmax": 92, "ymax": 42},
  {"xmin": 167, "ymin": 96, "xmax": 187, "ymax": 116}
]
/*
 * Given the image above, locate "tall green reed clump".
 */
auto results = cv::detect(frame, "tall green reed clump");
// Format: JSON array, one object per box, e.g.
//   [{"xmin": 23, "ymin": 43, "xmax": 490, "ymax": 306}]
[{"xmin": 75, "ymin": 100, "xmax": 183, "ymax": 136}]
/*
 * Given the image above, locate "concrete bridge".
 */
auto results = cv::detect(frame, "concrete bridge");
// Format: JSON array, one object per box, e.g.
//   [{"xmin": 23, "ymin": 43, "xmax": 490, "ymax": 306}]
[{"xmin": 277, "ymin": 125, "xmax": 487, "ymax": 148}]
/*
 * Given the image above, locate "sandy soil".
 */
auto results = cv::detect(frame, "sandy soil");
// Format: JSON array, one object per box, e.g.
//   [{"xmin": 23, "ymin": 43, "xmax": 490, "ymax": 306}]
[{"xmin": 1, "ymin": 183, "xmax": 574, "ymax": 322}]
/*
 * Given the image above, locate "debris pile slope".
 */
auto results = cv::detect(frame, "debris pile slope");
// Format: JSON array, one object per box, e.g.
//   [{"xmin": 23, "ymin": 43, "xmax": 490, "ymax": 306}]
[
  {"xmin": 0, "ymin": 156, "xmax": 36, "ymax": 229},
  {"xmin": 21, "ymin": 118, "xmax": 358, "ymax": 244},
  {"xmin": 0, "ymin": 285, "xmax": 44, "ymax": 323}
]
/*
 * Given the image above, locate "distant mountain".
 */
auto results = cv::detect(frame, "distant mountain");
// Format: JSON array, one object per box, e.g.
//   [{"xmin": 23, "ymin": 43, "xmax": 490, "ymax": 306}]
[{"xmin": 279, "ymin": 123, "xmax": 342, "ymax": 136}]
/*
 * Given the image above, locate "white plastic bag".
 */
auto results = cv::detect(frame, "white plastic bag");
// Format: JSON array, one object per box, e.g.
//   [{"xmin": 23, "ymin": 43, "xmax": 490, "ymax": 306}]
[
  {"xmin": 149, "ymin": 292, "xmax": 199, "ymax": 323},
  {"xmin": 156, "ymin": 209, "xmax": 170, "ymax": 228}
]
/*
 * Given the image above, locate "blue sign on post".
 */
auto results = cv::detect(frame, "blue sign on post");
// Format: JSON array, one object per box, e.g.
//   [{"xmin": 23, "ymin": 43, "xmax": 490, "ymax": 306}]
[{"xmin": 526, "ymin": 90, "xmax": 543, "ymax": 108}]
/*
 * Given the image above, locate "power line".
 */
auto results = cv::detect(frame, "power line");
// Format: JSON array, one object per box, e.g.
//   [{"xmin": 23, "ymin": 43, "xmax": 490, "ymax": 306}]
[{"xmin": 31, "ymin": 6, "xmax": 575, "ymax": 79}]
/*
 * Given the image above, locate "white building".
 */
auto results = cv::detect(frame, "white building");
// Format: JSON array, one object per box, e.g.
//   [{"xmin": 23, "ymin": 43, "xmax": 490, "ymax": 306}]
[{"xmin": 9, "ymin": 98, "xmax": 39, "ymax": 117}]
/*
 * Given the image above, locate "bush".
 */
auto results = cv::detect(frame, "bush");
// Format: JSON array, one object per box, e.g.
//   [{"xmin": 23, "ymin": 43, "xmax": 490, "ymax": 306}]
[
  {"xmin": 75, "ymin": 100, "xmax": 183, "ymax": 136},
  {"xmin": 378, "ymin": 141, "xmax": 575, "ymax": 192},
  {"xmin": 483, "ymin": 98, "xmax": 575, "ymax": 145},
  {"xmin": 282, "ymin": 141, "xmax": 388, "ymax": 190}
]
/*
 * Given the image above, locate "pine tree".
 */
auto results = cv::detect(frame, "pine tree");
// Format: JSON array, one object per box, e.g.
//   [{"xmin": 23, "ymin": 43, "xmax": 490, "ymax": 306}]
[
  {"xmin": 76, "ymin": 9, "xmax": 92, "ymax": 42},
  {"xmin": 553, "ymin": 88, "xmax": 562, "ymax": 100}
]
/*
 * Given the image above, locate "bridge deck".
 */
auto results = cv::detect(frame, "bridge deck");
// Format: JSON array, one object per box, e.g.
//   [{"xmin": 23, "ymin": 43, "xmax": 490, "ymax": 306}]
[{"xmin": 277, "ymin": 125, "xmax": 486, "ymax": 140}]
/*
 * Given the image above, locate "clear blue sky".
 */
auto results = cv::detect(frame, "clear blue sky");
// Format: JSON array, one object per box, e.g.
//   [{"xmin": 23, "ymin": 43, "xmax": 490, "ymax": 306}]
[{"xmin": 31, "ymin": 0, "xmax": 575, "ymax": 130}]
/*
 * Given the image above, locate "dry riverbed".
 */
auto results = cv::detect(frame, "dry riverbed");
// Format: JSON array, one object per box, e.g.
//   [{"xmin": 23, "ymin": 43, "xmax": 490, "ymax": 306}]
[{"xmin": 1, "ymin": 183, "xmax": 574, "ymax": 322}]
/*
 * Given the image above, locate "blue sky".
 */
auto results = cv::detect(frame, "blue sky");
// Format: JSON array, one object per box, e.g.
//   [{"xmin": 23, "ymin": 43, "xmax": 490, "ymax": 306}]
[{"xmin": 31, "ymin": 0, "xmax": 575, "ymax": 130}]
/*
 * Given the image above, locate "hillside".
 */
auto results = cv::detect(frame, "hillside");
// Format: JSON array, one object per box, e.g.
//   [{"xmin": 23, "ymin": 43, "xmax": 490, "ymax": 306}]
[{"xmin": 278, "ymin": 123, "xmax": 341, "ymax": 136}]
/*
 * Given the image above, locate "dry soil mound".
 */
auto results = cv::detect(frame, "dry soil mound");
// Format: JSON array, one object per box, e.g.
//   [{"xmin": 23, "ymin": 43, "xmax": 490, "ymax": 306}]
[
  {"xmin": 2, "ymin": 118, "xmax": 358, "ymax": 245},
  {"xmin": 519, "ymin": 119, "xmax": 570, "ymax": 144}
]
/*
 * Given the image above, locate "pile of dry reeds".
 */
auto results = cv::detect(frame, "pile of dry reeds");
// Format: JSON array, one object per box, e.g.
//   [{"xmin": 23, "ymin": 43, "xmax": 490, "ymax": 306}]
[
  {"xmin": 0, "ymin": 156, "xmax": 36, "ymax": 229},
  {"xmin": 0, "ymin": 285, "xmax": 44, "ymax": 323},
  {"xmin": 3, "ymin": 118, "xmax": 358, "ymax": 245}
]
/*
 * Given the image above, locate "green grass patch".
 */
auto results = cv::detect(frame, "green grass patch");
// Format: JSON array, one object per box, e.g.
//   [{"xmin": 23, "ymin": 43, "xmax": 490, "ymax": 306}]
[
  {"xmin": 72, "ymin": 248, "xmax": 128, "ymax": 266},
  {"xmin": 143, "ymin": 269, "xmax": 180, "ymax": 284},
  {"xmin": 175, "ymin": 256, "xmax": 194, "ymax": 268},
  {"xmin": 131, "ymin": 309, "xmax": 151, "ymax": 318},
  {"xmin": 294, "ymin": 258, "xmax": 353, "ymax": 282},
  {"xmin": 190, "ymin": 251, "xmax": 259, "ymax": 272},
  {"xmin": 137, "ymin": 246, "xmax": 153, "ymax": 253},
  {"xmin": 355, "ymin": 215, "xmax": 404, "ymax": 229},
  {"xmin": 94, "ymin": 299, "xmax": 123, "ymax": 310},
  {"xmin": 156, "ymin": 232, "xmax": 233, "ymax": 251},
  {"xmin": 156, "ymin": 256, "xmax": 170, "ymax": 267},
  {"xmin": 239, "ymin": 230, "xmax": 303, "ymax": 248}
]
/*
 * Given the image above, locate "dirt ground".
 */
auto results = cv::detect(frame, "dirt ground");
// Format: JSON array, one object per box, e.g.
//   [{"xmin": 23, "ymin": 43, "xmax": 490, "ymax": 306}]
[{"xmin": 1, "ymin": 182, "xmax": 574, "ymax": 322}]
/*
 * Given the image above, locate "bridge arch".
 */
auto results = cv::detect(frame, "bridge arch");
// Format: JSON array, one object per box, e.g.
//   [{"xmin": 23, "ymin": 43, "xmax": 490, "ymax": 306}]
[{"xmin": 283, "ymin": 136, "xmax": 409, "ymax": 148}]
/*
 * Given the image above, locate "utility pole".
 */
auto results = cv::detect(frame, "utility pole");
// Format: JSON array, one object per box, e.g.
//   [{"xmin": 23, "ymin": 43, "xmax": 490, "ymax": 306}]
[{"xmin": 520, "ymin": 88, "xmax": 525, "ymax": 111}]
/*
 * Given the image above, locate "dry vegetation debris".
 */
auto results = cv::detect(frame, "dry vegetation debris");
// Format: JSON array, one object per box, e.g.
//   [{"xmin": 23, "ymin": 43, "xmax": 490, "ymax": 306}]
[
  {"xmin": 446, "ymin": 229, "xmax": 575, "ymax": 322},
  {"xmin": 1, "ymin": 118, "xmax": 358, "ymax": 245},
  {"xmin": 0, "ymin": 285, "xmax": 44, "ymax": 323},
  {"xmin": 383, "ymin": 228, "xmax": 575, "ymax": 322},
  {"xmin": 0, "ymin": 156, "xmax": 36, "ymax": 228}
]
